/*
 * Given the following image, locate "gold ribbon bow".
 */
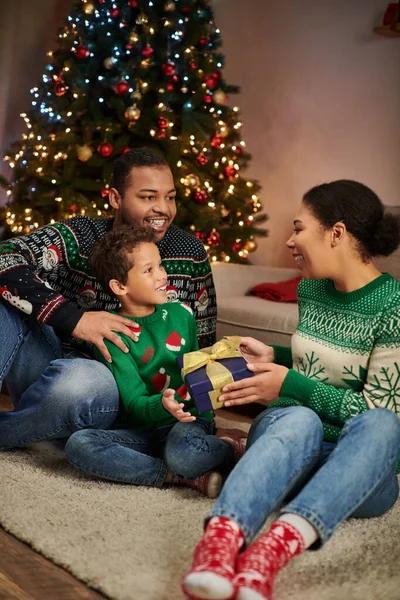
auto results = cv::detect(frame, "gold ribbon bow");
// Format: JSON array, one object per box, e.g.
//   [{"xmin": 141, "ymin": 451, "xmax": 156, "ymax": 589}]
[{"xmin": 181, "ymin": 336, "xmax": 242, "ymax": 409}]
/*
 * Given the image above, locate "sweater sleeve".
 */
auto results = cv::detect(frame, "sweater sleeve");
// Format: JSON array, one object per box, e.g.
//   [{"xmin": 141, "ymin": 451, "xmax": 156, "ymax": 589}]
[
  {"xmin": 99, "ymin": 339, "xmax": 172, "ymax": 428},
  {"xmin": 191, "ymin": 245, "xmax": 217, "ymax": 348},
  {"xmin": 270, "ymin": 345, "xmax": 293, "ymax": 368},
  {"xmin": 0, "ymin": 229, "xmax": 83, "ymax": 335},
  {"xmin": 280, "ymin": 299, "xmax": 400, "ymax": 426}
]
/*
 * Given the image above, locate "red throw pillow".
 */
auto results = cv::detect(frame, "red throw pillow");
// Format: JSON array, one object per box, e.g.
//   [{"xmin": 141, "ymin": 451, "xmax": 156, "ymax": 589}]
[{"xmin": 248, "ymin": 276, "xmax": 301, "ymax": 303}]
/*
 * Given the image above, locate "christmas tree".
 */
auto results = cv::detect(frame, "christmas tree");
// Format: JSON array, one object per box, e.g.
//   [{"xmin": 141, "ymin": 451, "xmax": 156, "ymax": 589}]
[{"xmin": 1, "ymin": 0, "xmax": 267, "ymax": 263}]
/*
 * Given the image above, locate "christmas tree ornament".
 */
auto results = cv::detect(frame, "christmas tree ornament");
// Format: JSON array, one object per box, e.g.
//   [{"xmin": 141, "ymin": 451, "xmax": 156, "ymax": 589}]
[
  {"xmin": 213, "ymin": 89, "xmax": 226, "ymax": 104},
  {"xmin": 244, "ymin": 239, "xmax": 257, "ymax": 252},
  {"xmin": 195, "ymin": 231, "xmax": 206, "ymax": 242},
  {"xmin": 193, "ymin": 190, "xmax": 208, "ymax": 204},
  {"xmin": 54, "ymin": 82, "xmax": 68, "ymax": 97},
  {"xmin": 83, "ymin": 2, "xmax": 95, "ymax": 15},
  {"xmin": 124, "ymin": 105, "xmax": 141, "ymax": 120},
  {"xmin": 184, "ymin": 174, "xmax": 200, "ymax": 188},
  {"xmin": 232, "ymin": 241, "xmax": 241, "ymax": 252},
  {"xmin": 76, "ymin": 144, "xmax": 93, "ymax": 162},
  {"xmin": 164, "ymin": 0, "xmax": 176, "ymax": 11},
  {"xmin": 158, "ymin": 116, "xmax": 169, "ymax": 130},
  {"xmin": 129, "ymin": 31, "xmax": 139, "ymax": 43},
  {"xmin": 233, "ymin": 145, "xmax": 243, "ymax": 155},
  {"xmin": 181, "ymin": 86, "xmax": 188, "ymax": 93},
  {"xmin": 129, "ymin": 0, "xmax": 138, "ymax": 7},
  {"xmin": 162, "ymin": 61, "xmax": 176, "ymax": 76},
  {"xmin": 166, "ymin": 82, "xmax": 175, "ymax": 91},
  {"xmin": 131, "ymin": 89, "xmax": 142, "ymax": 101},
  {"xmin": 142, "ymin": 45, "xmax": 154, "ymax": 58},
  {"xmin": 69, "ymin": 204, "xmax": 77, "ymax": 212},
  {"xmin": 210, "ymin": 133, "xmax": 223, "ymax": 148},
  {"xmin": 75, "ymin": 45, "xmax": 90, "ymax": 59},
  {"xmin": 203, "ymin": 94, "xmax": 213, "ymax": 104},
  {"xmin": 218, "ymin": 122, "xmax": 229, "ymax": 137},
  {"xmin": 207, "ymin": 230, "xmax": 220, "ymax": 246},
  {"xmin": 136, "ymin": 13, "xmax": 149, "ymax": 24},
  {"xmin": 97, "ymin": 142, "xmax": 113, "ymax": 157},
  {"xmin": 199, "ymin": 36, "xmax": 210, "ymax": 45},
  {"xmin": 205, "ymin": 76, "xmax": 217, "ymax": 89},
  {"xmin": 120, "ymin": 146, "xmax": 132, "ymax": 154},
  {"xmin": 104, "ymin": 56, "xmax": 117, "ymax": 69},
  {"xmin": 220, "ymin": 205, "xmax": 230, "ymax": 218},
  {"xmin": 109, "ymin": 7, "xmax": 120, "ymax": 18},
  {"xmin": 189, "ymin": 60, "xmax": 196, "ymax": 69},
  {"xmin": 224, "ymin": 165, "xmax": 236, "ymax": 179},
  {"xmin": 140, "ymin": 58, "xmax": 151, "ymax": 69},
  {"xmin": 197, "ymin": 153, "xmax": 208, "ymax": 166},
  {"xmin": 114, "ymin": 81, "xmax": 130, "ymax": 95},
  {"xmin": 101, "ymin": 188, "xmax": 110, "ymax": 197}
]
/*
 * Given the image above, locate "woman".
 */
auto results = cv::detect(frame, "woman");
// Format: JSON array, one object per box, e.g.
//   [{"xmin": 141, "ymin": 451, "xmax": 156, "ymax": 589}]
[{"xmin": 182, "ymin": 180, "xmax": 400, "ymax": 600}]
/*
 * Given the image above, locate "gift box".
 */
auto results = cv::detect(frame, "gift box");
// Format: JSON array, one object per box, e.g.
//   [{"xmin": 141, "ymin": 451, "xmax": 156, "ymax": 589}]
[{"xmin": 176, "ymin": 337, "xmax": 254, "ymax": 413}]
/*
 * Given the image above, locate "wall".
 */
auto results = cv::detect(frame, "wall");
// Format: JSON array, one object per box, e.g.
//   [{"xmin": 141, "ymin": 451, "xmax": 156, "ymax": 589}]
[{"xmin": 213, "ymin": 0, "xmax": 400, "ymax": 267}]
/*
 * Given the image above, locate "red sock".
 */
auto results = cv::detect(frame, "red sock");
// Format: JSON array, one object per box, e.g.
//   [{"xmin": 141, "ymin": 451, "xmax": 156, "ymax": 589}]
[
  {"xmin": 235, "ymin": 520, "xmax": 306, "ymax": 600},
  {"xmin": 182, "ymin": 516, "xmax": 244, "ymax": 600}
]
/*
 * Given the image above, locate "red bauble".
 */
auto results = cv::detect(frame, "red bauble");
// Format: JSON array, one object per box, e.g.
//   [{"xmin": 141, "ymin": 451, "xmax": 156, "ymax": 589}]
[
  {"xmin": 166, "ymin": 82, "xmax": 175, "ymax": 91},
  {"xmin": 114, "ymin": 81, "xmax": 129, "ymax": 95},
  {"xmin": 205, "ymin": 76, "xmax": 217, "ymax": 89},
  {"xmin": 162, "ymin": 61, "xmax": 176, "ymax": 76},
  {"xmin": 203, "ymin": 94, "xmax": 213, "ymax": 104},
  {"xmin": 97, "ymin": 142, "xmax": 113, "ymax": 158},
  {"xmin": 189, "ymin": 60, "xmax": 196, "ymax": 69},
  {"xmin": 158, "ymin": 131, "xmax": 166, "ymax": 139},
  {"xmin": 193, "ymin": 190, "xmax": 208, "ymax": 205},
  {"xmin": 234, "ymin": 146, "xmax": 243, "ymax": 155},
  {"xmin": 128, "ymin": 0, "xmax": 138, "ymax": 6},
  {"xmin": 101, "ymin": 188, "xmax": 110, "ymax": 197},
  {"xmin": 142, "ymin": 45, "xmax": 154, "ymax": 58},
  {"xmin": 75, "ymin": 45, "xmax": 90, "ymax": 60},
  {"xmin": 171, "ymin": 74, "xmax": 179, "ymax": 83},
  {"xmin": 69, "ymin": 204, "xmax": 77, "ymax": 213},
  {"xmin": 120, "ymin": 146, "xmax": 132, "ymax": 154},
  {"xmin": 212, "ymin": 70, "xmax": 222, "ymax": 81},
  {"xmin": 195, "ymin": 231, "xmax": 206, "ymax": 242},
  {"xmin": 232, "ymin": 241, "xmax": 241, "ymax": 252},
  {"xmin": 126, "ymin": 43, "xmax": 134, "ymax": 50},
  {"xmin": 207, "ymin": 231, "xmax": 220, "ymax": 247},
  {"xmin": 210, "ymin": 134, "xmax": 223, "ymax": 149},
  {"xmin": 54, "ymin": 82, "xmax": 68, "ymax": 97},
  {"xmin": 109, "ymin": 7, "xmax": 120, "ymax": 18},
  {"xmin": 197, "ymin": 153, "xmax": 208, "ymax": 166},
  {"xmin": 182, "ymin": 6, "xmax": 192, "ymax": 13},
  {"xmin": 158, "ymin": 116, "xmax": 169, "ymax": 130},
  {"xmin": 224, "ymin": 165, "xmax": 236, "ymax": 179},
  {"xmin": 199, "ymin": 36, "xmax": 210, "ymax": 45}
]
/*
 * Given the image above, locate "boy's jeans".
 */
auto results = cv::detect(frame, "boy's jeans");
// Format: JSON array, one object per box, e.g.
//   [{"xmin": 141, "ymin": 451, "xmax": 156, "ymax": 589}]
[
  {"xmin": 0, "ymin": 301, "xmax": 119, "ymax": 449},
  {"xmin": 65, "ymin": 418, "xmax": 236, "ymax": 486},
  {"xmin": 208, "ymin": 405, "xmax": 400, "ymax": 546}
]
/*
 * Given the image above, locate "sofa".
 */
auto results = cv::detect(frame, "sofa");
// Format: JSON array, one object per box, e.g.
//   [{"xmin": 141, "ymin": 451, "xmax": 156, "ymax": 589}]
[{"xmin": 212, "ymin": 206, "xmax": 400, "ymax": 347}]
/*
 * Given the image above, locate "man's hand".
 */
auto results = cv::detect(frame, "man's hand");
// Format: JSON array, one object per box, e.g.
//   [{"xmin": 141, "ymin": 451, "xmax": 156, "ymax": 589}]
[
  {"xmin": 162, "ymin": 389, "xmax": 196, "ymax": 423},
  {"xmin": 72, "ymin": 311, "xmax": 140, "ymax": 362},
  {"xmin": 219, "ymin": 363, "xmax": 289, "ymax": 407},
  {"xmin": 239, "ymin": 337, "xmax": 275, "ymax": 364}
]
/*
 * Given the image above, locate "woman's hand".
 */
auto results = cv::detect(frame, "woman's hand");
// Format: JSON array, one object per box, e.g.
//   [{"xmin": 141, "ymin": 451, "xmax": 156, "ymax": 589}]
[
  {"xmin": 219, "ymin": 363, "xmax": 289, "ymax": 407},
  {"xmin": 238, "ymin": 337, "xmax": 275, "ymax": 364},
  {"xmin": 162, "ymin": 389, "xmax": 196, "ymax": 423}
]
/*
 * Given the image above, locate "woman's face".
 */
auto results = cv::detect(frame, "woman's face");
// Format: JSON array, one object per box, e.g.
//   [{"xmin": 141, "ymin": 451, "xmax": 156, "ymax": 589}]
[{"xmin": 286, "ymin": 203, "xmax": 334, "ymax": 279}]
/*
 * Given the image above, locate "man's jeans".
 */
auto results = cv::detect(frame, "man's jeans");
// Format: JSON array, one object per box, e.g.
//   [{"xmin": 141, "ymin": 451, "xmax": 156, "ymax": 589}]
[
  {"xmin": 208, "ymin": 405, "xmax": 400, "ymax": 546},
  {"xmin": 65, "ymin": 417, "xmax": 236, "ymax": 487},
  {"xmin": 0, "ymin": 301, "xmax": 119, "ymax": 449}
]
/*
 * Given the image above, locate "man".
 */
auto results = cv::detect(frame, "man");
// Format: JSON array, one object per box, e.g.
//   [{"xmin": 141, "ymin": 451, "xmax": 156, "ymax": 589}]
[{"xmin": 0, "ymin": 148, "xmax": 217, "ymax": 450}]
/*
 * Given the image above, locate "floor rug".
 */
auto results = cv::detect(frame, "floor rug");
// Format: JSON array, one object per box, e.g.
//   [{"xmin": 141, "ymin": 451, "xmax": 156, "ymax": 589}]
[{"xmin": 0, "ymin": 415, "xmax": 399, "ymax": 600}]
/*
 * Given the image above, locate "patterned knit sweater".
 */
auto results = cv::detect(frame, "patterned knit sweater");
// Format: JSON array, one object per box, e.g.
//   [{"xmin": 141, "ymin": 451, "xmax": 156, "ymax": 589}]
[
  {"xmin": 94, "ymin": 302, "xmax": 213, "ymax": 431},
  {"xmin": 271, "ymin": 274, "xmax": 400, "ymax": 444},
  {"xmin": 0, "ymin": 217, "xmax": 216, "ymax": 352}
]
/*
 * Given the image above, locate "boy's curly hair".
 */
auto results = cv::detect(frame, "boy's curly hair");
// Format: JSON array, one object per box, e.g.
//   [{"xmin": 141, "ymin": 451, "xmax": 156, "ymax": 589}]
[{"xmin": 89, "ymin": 225, "xmax": 158, "ymax": 294}]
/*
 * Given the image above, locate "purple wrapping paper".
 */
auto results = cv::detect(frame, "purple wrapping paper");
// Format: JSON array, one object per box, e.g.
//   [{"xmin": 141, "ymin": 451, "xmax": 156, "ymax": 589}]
[{"xmin": 176, "ymin": 355, "xmax": 254, "ymax": 413}]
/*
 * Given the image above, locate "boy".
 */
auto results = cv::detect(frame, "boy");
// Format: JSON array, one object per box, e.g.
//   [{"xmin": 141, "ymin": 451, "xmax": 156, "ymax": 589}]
[{"xmin": 65, "ymin": 225, "xmax": 241, "ymax": 497}]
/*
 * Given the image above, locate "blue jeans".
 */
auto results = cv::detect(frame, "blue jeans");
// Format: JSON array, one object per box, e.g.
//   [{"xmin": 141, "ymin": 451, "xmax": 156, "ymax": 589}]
[
  {"xmin": 65, "ymin": 417, "xmax": 236, "ymax": 487},
  {"xmin": 208, "ymin": 405, "xmax": 400, "ymax": 546},
  {"xmin": 0, "ymin": 301, "xmax": 119, "ymax": 449}
]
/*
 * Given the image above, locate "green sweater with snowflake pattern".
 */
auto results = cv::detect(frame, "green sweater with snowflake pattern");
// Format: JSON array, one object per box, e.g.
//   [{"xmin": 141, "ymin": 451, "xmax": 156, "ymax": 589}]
[{"xmin": 271, "ymin": 274, "xmax": 400, "ymax": 447}]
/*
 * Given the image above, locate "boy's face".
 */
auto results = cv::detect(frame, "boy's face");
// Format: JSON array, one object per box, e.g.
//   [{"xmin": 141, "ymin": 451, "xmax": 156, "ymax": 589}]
[
  {"xmin": 110, "ymin": 166, "xmax": 177, "ymax": 241},
  {"xmin": 121, "ymin": 242, "xmax": 168, "ymax": 308}
]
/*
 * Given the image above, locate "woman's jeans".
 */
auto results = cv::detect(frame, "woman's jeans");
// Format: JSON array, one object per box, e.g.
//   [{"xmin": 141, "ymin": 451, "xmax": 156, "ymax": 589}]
[
  {"xmin": 0, "ymin": 301, "xmax": 119, "ymax": 449},
  {"xmin": 208, "ymin": 405, "xmax": 400, "ymax": 546},
  {"xmin": 65, "ymin": 418, "xmax": 236, "ymax": 487}
]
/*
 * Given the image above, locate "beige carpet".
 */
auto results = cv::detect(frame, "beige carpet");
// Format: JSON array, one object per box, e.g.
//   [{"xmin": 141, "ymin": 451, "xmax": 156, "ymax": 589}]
[{"xmin": 0, "ymin": 413, "xmax": 399, "ymax": 600}]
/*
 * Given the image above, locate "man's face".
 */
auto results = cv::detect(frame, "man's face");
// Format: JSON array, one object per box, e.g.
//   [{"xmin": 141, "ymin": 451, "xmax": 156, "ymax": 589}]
[{"xmin": 110, "ymin": 166, "xmax": 177, "ymax": 241}]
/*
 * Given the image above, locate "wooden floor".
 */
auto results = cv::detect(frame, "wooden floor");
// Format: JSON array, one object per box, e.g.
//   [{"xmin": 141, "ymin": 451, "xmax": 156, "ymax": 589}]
[{"xmin": 0, "ymin": 392, "xmax": 259, "ymax": 599}]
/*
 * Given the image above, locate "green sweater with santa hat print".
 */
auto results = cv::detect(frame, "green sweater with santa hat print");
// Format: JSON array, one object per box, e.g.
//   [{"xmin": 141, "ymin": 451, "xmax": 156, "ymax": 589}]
[
  {"xmin": 270, "ymin": 274, "xmax": 400, "ymax": 469},
  {"xmin": 94, "ymin": 301, "xmax": 213, "ymax": 431}
]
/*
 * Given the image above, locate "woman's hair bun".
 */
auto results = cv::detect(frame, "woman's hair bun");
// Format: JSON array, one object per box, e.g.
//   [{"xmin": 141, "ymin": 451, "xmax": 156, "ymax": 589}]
[{"xmin": 368, "ymin": 213, "xmax": 400, "ymax": 257}]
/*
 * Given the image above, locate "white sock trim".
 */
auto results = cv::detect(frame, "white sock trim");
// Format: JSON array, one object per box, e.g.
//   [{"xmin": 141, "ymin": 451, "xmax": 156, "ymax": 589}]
[
  {"xmin": 183, "ymin": 571, "xmax": 234, "ymax": 600},
  {"xmin": 278, "ymin": 513, "xmax": 319, "ymax": 548}
]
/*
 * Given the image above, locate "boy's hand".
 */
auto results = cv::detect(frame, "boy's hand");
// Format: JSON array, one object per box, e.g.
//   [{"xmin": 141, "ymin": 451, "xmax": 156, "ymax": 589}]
[
  {"xmin": 162, "ymin": 389, "xmax": 196, "ymax": 423},
  {"xmin": 72, "ymin": 311, "xmax": 139, "ymax": 362}
]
